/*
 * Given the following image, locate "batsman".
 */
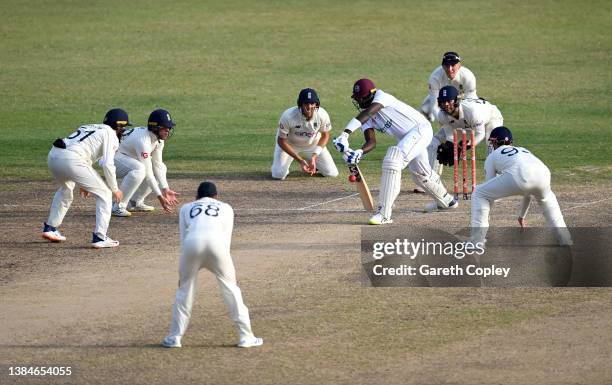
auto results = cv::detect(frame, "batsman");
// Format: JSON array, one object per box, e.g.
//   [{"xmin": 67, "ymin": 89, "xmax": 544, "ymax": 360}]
[{"xmin": 333, "ymin": 79, "xmax": 458, "ymax": 225}]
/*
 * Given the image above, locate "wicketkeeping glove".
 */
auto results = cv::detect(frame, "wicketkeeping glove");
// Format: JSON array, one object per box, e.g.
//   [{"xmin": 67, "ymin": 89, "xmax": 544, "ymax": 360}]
[
  {"xmin": 333, "ymin": 132, "xmax": 350, "ymax": 153},
  {"xmin": 436, "ymin": 142, "xmax": 454, "ymax": 166},
  {"xmin": 343, "ymin": 149, "xmax": 363, "ymax": 165}
]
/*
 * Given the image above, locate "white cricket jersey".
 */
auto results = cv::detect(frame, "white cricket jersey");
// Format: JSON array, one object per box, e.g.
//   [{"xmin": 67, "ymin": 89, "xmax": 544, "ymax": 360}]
[
  {"xmin": 428, "ymin": 65, "xmax": 477, "ymax": 102},
  {"xmin": 61, "ymin": 124, "xmax": 120, "ymax": 191},
  {"xmin": 118, "ymin": 126, "xmax": 168, "ymax": 197},
  {"xmin": 277, "ymin": 106, "xmax": 331, "ymax": 147},
  {"xmin": 484, "ymin": 145, "xmax": 549, "ymax": 183},
  {"xmin": 361, "ymin": 90, "xmax": 431, "ymax": 141},
  {"xmin": 179, "ymin": 197, "xmax": 234, "ymax": 247},
  {"xmin": 435, "ymin": 98, "xmax": 502, "ymax": 145}
]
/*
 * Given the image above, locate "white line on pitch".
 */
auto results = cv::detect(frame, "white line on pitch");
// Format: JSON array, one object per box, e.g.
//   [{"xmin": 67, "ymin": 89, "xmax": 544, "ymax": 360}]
[
  {"xmin": 562, "ymin": 197, "xmax": 612, "ymax": 212},
  {"xmin": 296, "ymin": 193, "xmax": 360, "ymax": 211}
]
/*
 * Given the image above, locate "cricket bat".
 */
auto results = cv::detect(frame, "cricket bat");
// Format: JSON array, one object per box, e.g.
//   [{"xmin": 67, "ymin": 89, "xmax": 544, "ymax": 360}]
[{"xmin": 347, "ymin": 164, "xmax": 375, "ymax": 212}]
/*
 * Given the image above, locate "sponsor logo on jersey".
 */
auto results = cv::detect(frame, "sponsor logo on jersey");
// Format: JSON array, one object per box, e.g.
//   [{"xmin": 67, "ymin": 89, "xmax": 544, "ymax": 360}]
[
  {"xmin": 141, "ymin": 152, "xmax": 149, "ymax": 159},
  {"xmin": 294, "ymin": 131, "xmax": 316, "ymax": 137}
]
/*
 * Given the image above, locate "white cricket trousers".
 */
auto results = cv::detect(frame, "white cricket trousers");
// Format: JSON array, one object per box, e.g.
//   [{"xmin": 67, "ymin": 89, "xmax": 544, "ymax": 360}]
[
  {"xmin": 114, "ymin": 153, "xmax": 152, "ymax": 209},
  {"xmin": 167, "ymin": 235, "xmax": 255, "ymax": 341},
  {"xmin": 398, "ymin": 123, "xmax": 451, "ymax": 205},
  {"xmin": 470, "ymin": 167, "xmax": 570, "ymax": 244},
  {"xmin": 271, "ymin": 142, "xmax": 339, "ymax": 179},
  {"xmin": 46, "ymin": 148, "xmax": 112, "ymax": 237}
]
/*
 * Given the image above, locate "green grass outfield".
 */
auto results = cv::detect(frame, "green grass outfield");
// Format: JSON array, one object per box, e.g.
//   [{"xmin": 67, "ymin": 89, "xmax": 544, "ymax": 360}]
[{"xmin": 1, "ymin": 0, "xmax": 610, "ymax": 183}]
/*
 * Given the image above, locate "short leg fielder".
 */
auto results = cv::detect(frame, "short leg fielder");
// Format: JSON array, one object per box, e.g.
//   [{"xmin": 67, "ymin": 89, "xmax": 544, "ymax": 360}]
[
  {"xmin": 47, "ymin": 150, "xmax": 113, "ymax": 238},
  {"xmin": 167, "ymin": 236, "xmax": 257, "ymax": 343},
  {"xmin": 271, "ymin": 143, "xmax": 338, "ymax": 180}
]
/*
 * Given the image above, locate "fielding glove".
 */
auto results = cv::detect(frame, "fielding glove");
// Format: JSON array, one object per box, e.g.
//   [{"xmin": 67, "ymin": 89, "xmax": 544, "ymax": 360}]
[{"xmin": 436, "ymin": 142, "xmax": 454, "ymax": 166}]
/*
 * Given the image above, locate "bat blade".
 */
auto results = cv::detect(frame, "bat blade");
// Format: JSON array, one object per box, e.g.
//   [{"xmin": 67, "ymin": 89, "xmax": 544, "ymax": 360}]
[{"xmin": 348, "ymin": 164, "xmax": 375, "ymax": 212}]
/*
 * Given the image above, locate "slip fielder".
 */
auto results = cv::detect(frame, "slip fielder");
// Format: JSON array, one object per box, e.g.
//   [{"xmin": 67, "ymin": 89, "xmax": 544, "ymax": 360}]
[
  {"xmin": 112, "ymin": 109, "xmax": 179, "ymax": 216},
  {"xmin": 42, "ymin": 108, "xmax": 128, "ymax": 248}
]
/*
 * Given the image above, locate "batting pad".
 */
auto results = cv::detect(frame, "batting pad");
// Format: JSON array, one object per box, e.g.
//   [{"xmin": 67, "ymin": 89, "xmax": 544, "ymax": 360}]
[{"xmin": 378, "ymin": 147, "xmax": 404, "ymax": 218}]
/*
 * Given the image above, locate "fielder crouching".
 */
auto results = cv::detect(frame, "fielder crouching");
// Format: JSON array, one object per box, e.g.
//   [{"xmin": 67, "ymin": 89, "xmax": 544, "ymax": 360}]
[
  {"xmin": 42, "ymin": 108, "xmax": 129, "ymax": 248},
  {"xmin": 271, "ymin": 88, "xmax": 339, "ymax": 180},
  {"xmin": 470, "ymin": 126, "xmax": 572, "ymax": 246},
  {"xmin": 162, "ymin": 181, "xmax": 262, "ymax": 349}
]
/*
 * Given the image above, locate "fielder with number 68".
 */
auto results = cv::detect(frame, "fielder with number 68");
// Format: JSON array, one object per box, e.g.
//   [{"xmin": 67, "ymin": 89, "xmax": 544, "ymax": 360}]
[{"xmin": 162, "ymin": 181, "xmax": 263, "ymax": 349}]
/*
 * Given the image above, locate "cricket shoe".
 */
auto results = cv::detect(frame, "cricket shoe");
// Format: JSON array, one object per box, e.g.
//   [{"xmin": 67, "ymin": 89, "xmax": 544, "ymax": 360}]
[
  {"xmin": 42, "ymin": 223, "xmax": 66, "ymax": 242},
  {"xmin": 127, "ymin": 201, "xmax": 155, "ymax": 212},
  {"xmin": 112, "ymin": 205, "xmax": 132, "ymax": 217},
  {"xmin": 368, "ymin": 212, "xmax": 393, "ymax": 225},
  {"xmin": 237, "ymin": 336, "xmax": 263, "ymax": 348},
  {"xmin": 162, "ymin": 335, "xmax": 182, "ymax": 348},
  {"xmin": 91, "ymin": 233, "xmax": 119, "ymax": 249},
  {"xmin": 423, "ymin": 198, "xmax": 459, "ymax": 213}
]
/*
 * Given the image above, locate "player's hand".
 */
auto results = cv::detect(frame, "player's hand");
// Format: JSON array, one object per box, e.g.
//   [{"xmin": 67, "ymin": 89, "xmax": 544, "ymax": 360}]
[
  {"xmin": 79, "ymin": 187, "xmax": 91, "ymax": 198},
  {"xmin": 343, "ymin": 149, "xmax": 363, "ymax": 165},
  {"xmin": 518, "ymin": 217, "xmax": 525, "ymax": 229},
  {"xmin": 333, "ymin": 132, "xmax": 350, "ymax": 153},
  {"xmin": 112, "ymin": 190, "xmax": 123, "ymax": 203},
  {"xmin": 299, "ymin": 159, "xmax": 315, "ymax": 175},
  {"xmin": 307, "ymin": 156, "xmax": 317, "ymax": 176},
  {"xmin": 162, "ymin": 188, "xmax": 180, "ymax": 206},
  {"xmin": 157, "ymin": 195, "xmax": 173, "ymax": 213}
]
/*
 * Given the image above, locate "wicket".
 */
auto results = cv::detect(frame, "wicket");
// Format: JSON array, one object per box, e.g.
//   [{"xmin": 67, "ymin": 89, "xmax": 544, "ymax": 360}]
[{"xmin": 452, "ymin": 129, "xmax": 476, "ymax": 200}]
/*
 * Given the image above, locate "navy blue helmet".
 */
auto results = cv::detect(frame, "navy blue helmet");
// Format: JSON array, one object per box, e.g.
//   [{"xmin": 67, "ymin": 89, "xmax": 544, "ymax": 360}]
[
  {"xmin": 148, "ymin": 109, "xmax": 175, "ymax": 129},
  {"xmin": 103, "ymin": 108, "xmax": 131, "ymax": 130},
  {"xmin": 437, "ymin": 85, "xmax": 459, "ymax": 104},
  {"xmin": 489, "ymin": 126, "xmax": 513, "ymax": 146},
  {"xmin": 297, "ymin": 88, "xmax": 320, "ymax": 107}
]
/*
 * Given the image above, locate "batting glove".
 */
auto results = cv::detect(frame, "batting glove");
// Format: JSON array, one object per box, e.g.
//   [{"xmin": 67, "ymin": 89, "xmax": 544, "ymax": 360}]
[
  {"xmin": 333, "ymin": 132, "xmax": 350, "ymax": 153},
  {"xmin": 343, "ymin": 149, "xmax": 363, "ymax": 165}
]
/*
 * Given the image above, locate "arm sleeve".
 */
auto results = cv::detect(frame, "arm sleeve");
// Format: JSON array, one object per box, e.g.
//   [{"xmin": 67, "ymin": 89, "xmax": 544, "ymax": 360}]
[
  {"xmin": 319, "ymin": 108, "xmax": 332, "ymax": 132},
  {"xmin": 136, "ymin": 140, "xmax": 163, "ymax": 197},
  {"xmin": 427, "ymin": 73, "xmax": 441, "ymax": 112},
  {"xmin": 226, "ymin": 204, "xmax": 234, "ymax": 248},
  {"xmin": 463, "ymin": 70, "xmax": 477, "ymax": 99},
  {"xmin": 278, "ymin": 115, "xmax": 290, "ymax": 139},
  {"xmin": 484, "ymin": 156, "xmax": 497, "ymax": 181},
  {"xmin": 471, "ymin": 120, "xmax": 486, "ymax": 146},
  {"xmin": 151, "ymin": 141, "xmax": 169, "ymax": 190},
  {"xmin": 179, "ymin": 204, "xmax": 189, "ymax": 245},
  {"xmin": 518, "ymin": 195, "xmax": 532, "ymax": 218},
  {"xmin": 99, "ymin": 130, "xmax": 119, "ymax": 192}
]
